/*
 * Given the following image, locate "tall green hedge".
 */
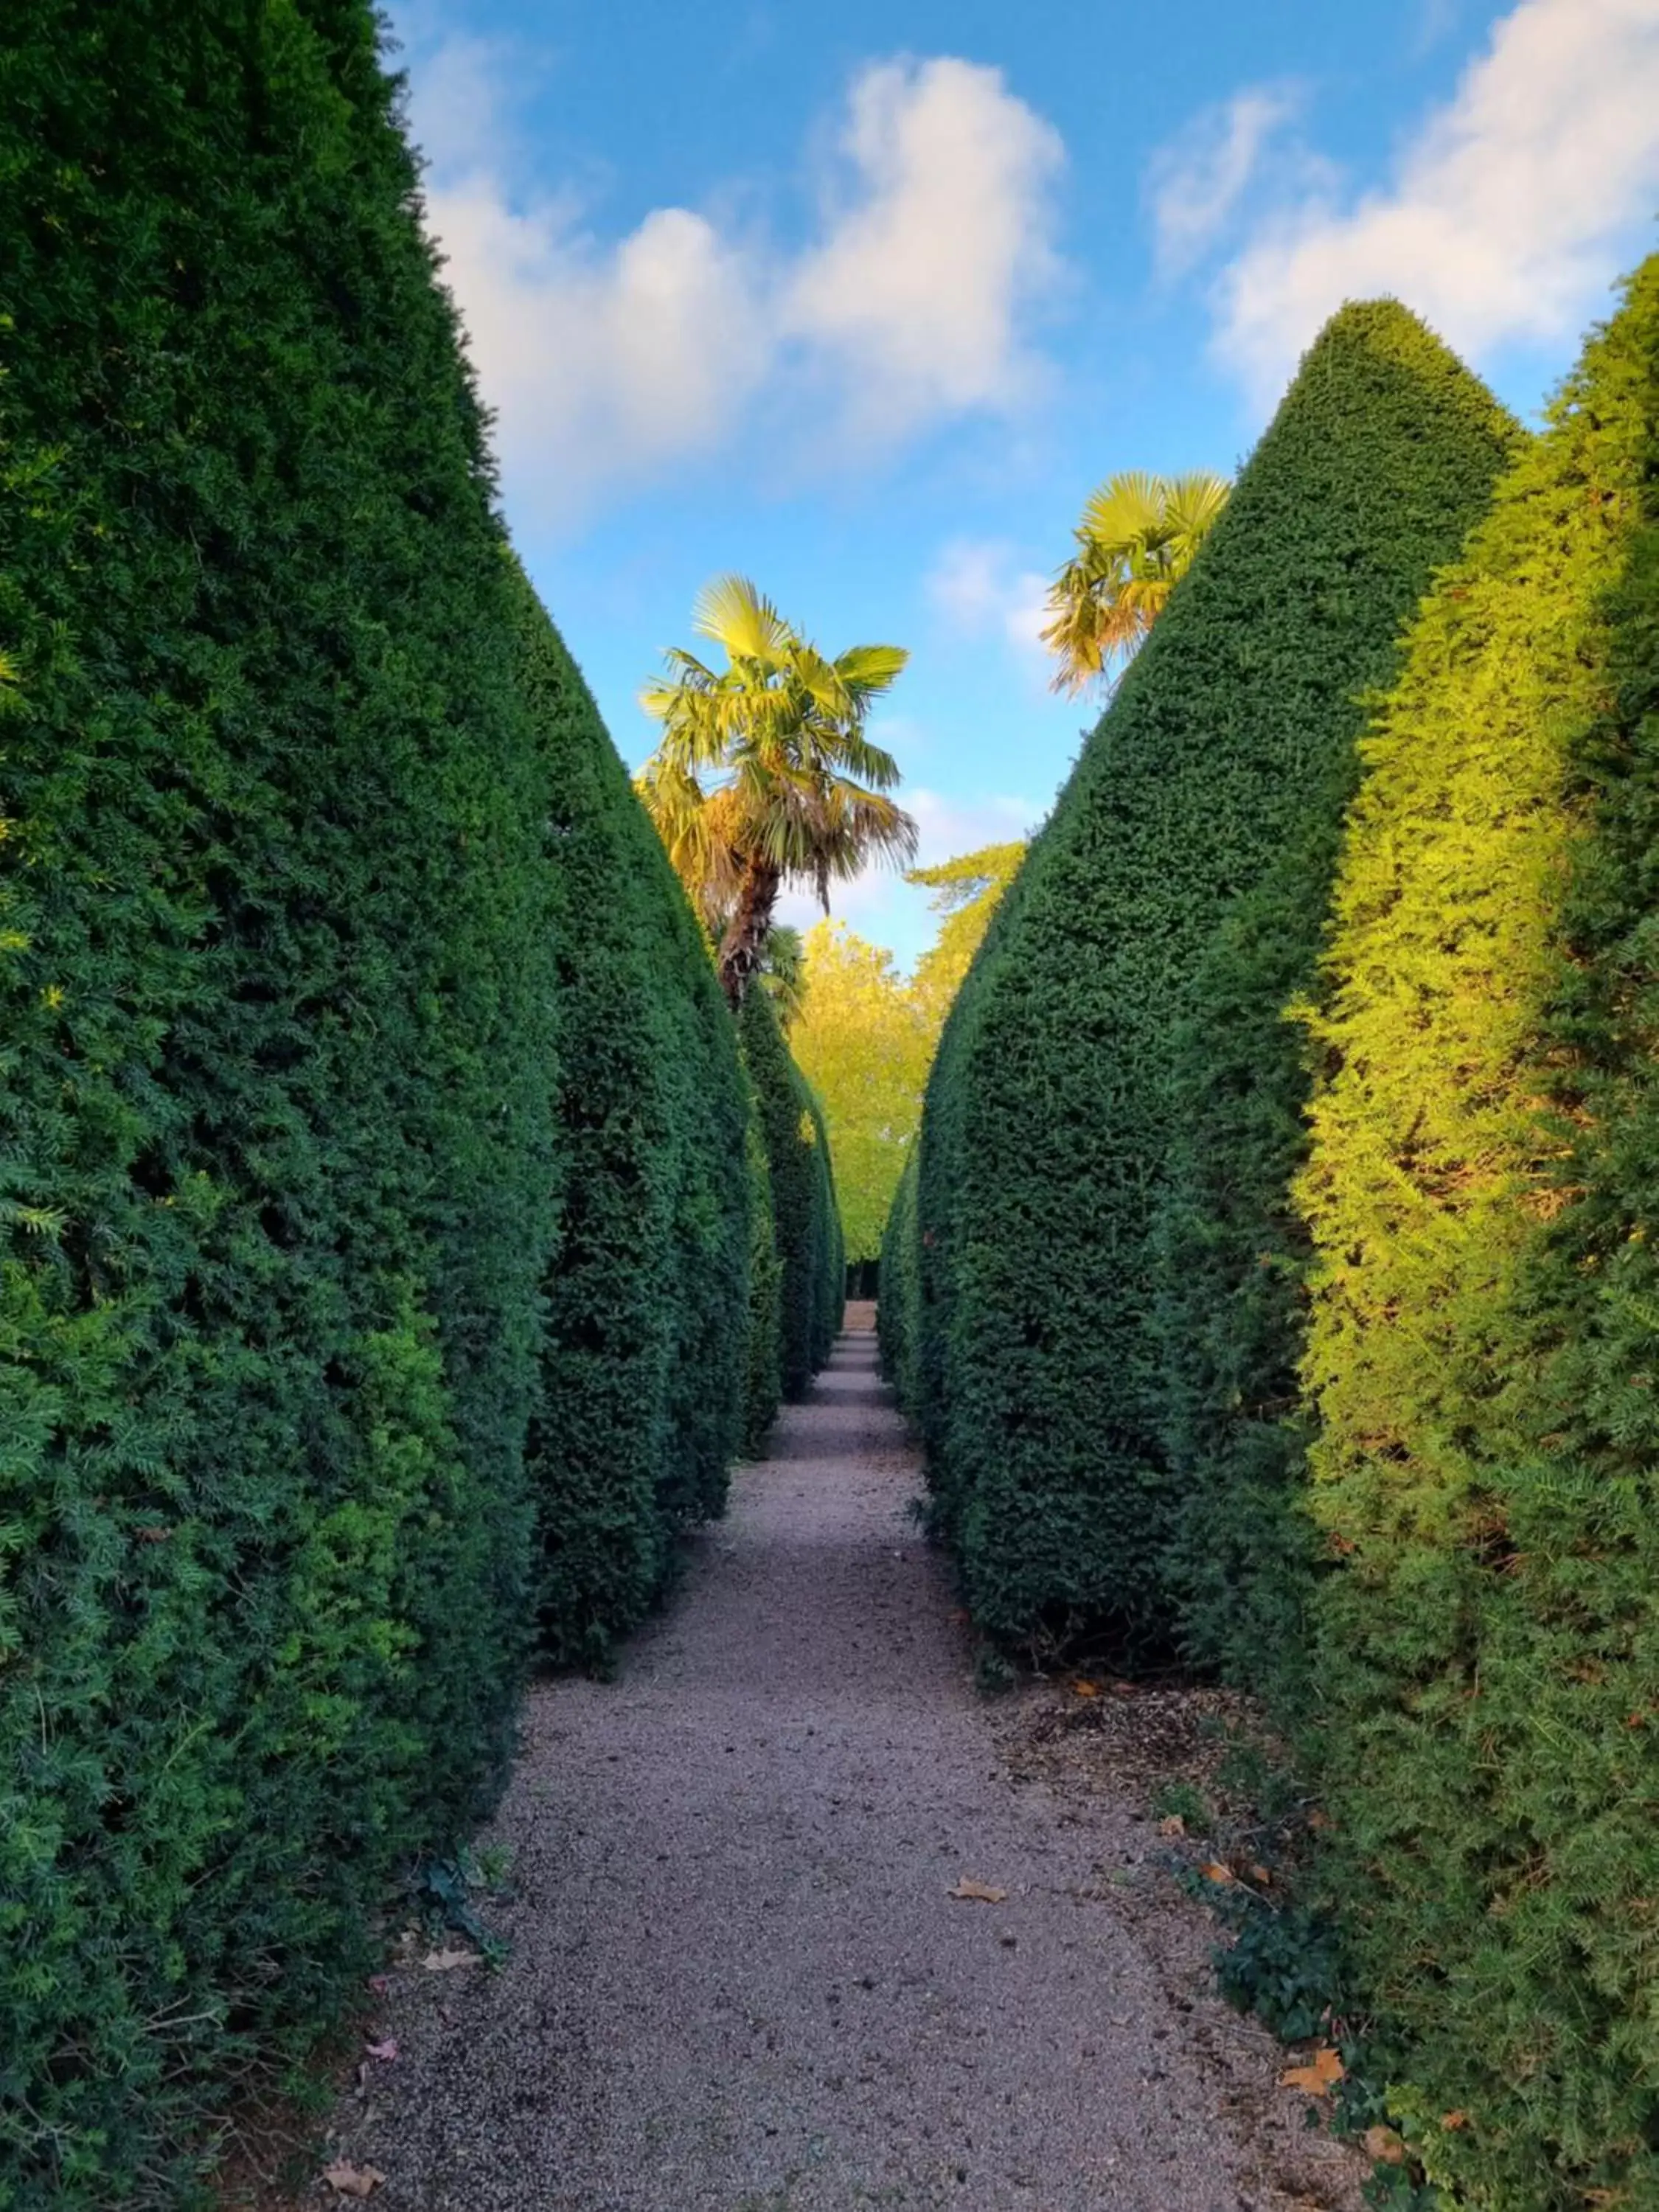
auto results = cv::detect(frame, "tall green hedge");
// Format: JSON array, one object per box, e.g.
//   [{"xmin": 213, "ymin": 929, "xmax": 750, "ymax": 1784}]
[
  {"xmin": 1155, "ymin": 340, "xmax": 1517, "ymax": 1702},
  {"xmin": 0, "ymin": 4, "xmax": 563, "ymax": 2199},
  {"xmin": 742, "ymin": 1103, "xmax": 784, "ymax": 1455},
  {"xmin": 509, "ymin": 574, "xmax": 751, "ymax": 1669},
  {"xmin": 813, "ymin": 1102, "xmax": 846, "ymax": 1362},
  {"xmin": 908, "ymin": 834, "xmax": 1037, "ymax": 1518},
  {"xmin": 1293, "ymin": 257, "xmax": 1659, "ymax": 2205},
  {"xmin": 741, "ymin": 988, "xmax": 842, "ymax": 1399},
  {"xmin": 877, "ymin": 1146, "xmax": 920, "ymax": 1409},
  {"xmin": 911, "ymin": 303, "xmax": 1514, "ymax": 1652}
]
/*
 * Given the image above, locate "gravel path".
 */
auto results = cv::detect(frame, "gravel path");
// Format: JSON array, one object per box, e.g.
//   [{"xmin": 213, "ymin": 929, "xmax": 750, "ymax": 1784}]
[{"xmin": 321, "ymin": 1316, "xmax": 1336, "ymax": 2211}]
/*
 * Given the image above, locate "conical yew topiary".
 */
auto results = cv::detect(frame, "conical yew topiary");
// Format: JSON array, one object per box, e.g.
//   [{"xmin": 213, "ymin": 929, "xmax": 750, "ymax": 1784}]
[
  {"xmin": 508, "ymin": 567, "xmax": 751, "ymax": 1672},
  {"xmin": 909, "ymin": 301, "xmax": 1515, "ymax": 1652},
  {"xmin": 741, "ymin": 987, "xmax": 844, "ymax": 1402}
]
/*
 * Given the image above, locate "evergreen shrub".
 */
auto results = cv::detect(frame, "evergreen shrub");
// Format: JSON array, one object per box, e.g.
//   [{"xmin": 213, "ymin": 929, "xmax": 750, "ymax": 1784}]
[
  {"xmin": 1155, "ymin": 335, "xmax": 1517, "ymax": 1703},
  {"xmin": 908, "ymin": 842, "xmax": 1037, "ymax": 1516},
  {"xmin": 0, "ymin": 4, "xmax": 562, "ymax": 2199},
  {"xmin": 741, "ymin": 988, "xmax": 841, "ymax": 1399},
  {"xmin": 877, "ymin": 1147, "xmax": 920, "ymax": 1410},
  {"xmin": 912, "ymin": 302, "xmax": 1515, "ymax": 1652},
  {"xmin": 1294, "ymin": 257, "xmax": 1659, "ymax": 2205},
  {"xmin": 742, "ymin": 1105, "xmax": 784, "ymax": 1455},
  {"xmin": 509, "ymin": 576, "xmax": 751, "ymax": 1669}
]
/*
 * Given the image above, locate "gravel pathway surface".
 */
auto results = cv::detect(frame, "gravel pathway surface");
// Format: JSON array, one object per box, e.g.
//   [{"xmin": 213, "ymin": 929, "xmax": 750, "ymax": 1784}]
[{"xmin": 320, "ymin": 1315, "xmax": 1349, "ymax": 2211}]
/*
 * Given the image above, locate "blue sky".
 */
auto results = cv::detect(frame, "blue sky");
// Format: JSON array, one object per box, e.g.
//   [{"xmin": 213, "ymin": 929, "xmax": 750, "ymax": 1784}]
[{"xmin": 390, "ymin": 0, "xmax": 1659, "ymax": 967}]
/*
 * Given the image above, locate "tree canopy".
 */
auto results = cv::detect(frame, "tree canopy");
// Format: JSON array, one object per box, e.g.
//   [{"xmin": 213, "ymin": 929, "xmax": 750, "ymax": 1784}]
[{"xmin": 790, "ymin": 922, "xmax": 933, "ymax": 1264}]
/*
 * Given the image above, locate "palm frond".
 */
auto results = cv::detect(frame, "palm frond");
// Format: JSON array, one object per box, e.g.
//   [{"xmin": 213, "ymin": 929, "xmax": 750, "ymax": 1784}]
[
  {"xmin": 834, "ymin": 642, "xmax": 909, "ymax": 698},
  {"xmin": 693, "ymin": 573, "xmax": 789, "ymax": 664},
  {"xmin": 1077, "ymin": 471, "xmax": 1166, "ymax": 554},
  {"xmin": 1044, "ymin": 467, "xmax": 1231, "ymax": 695}
]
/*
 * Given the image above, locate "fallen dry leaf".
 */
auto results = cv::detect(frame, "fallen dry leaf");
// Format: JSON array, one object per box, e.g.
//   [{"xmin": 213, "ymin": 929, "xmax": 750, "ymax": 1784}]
[
  {"xmin": 1248, "ymin": 1863, "xmax": 1273, "ymax": 1886},
  {"xmin": 322, "ymin": 2162, "xmax": 386, "ymax": 2199},
  {"xmin": 1363, "ymin": 2126, "xmax": 1407, "ymax": 2165},
  {"xmin": 947, "ymin": 1877, "xmax": 1008, "ymax": 1904},
  {"xmin": 364, "ymin": 2037, "xmax": 399, "ymax": 2062},
  {"xmin": 1280, "ymin": 2045, "xmax": 1345, "ymax": 2094},
  {"xmin": 1200, "ymin": 1862, "xmax": 1234, "ymax": 1885},
  {"xmin": 1158, "ymin": 1814, "xmax": 1186, "ymax": 1839},
  {"xmin": 1441, "ymin": 2110, "xmax": 1469, "ymax": 2132},
  {"xmin": 1072, "ymin": 1680, "xmax": 1101, "ymax": 1698},
  {"xmin": 420, "ymin": 1947, "xmax": 481, "ymax": 1972}
]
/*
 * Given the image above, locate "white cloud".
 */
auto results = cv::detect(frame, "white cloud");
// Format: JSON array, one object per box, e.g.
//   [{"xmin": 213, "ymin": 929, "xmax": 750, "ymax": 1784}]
[
  {"xmin": 926, "ymin": 538, "xmax": 1053, "ymax": 660},
  {"xmin": 1146, "ymin": 86, "xmax": 1307, "ymax": 279},
  {"xmin": 428, "ymin": 187, "xmax": 767, "ymax": 509},
  {"xmin": 398, "ymin": 34, "xmax": 1066, "ymax": 524},
  {"xmin": 1211, "ymin": 0, "xmax": 1659, "ymax": 406},
  {"xmin": 397, "ymin": 29, "xmax": 517, "ymax": 178},
  {"xmin": 786, "ymin": 59, "xmax": 1065, "ymax": 435}
]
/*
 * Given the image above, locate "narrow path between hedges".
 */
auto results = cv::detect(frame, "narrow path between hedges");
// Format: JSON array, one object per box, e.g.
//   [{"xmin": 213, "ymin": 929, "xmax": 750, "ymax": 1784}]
[{"xmin": 316, "ymin": 1313, "xmax": 1325, "ymax": 2211}]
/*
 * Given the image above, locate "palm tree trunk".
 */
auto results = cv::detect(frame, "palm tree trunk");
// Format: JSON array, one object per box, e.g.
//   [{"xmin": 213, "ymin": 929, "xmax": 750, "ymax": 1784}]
[{"xmin": 718, "ymin": 861, "xmax": 782, "ymax": 1009}]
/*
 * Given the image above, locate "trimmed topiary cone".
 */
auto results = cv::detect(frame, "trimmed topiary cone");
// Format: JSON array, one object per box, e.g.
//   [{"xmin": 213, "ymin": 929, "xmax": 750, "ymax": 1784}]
[{"xmin": 911, "ymin": 299, "xmax": 1515, "ymax": 1655}]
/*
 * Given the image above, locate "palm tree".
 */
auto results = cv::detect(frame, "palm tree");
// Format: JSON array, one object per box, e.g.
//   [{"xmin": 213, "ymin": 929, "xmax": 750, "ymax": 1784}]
[
  {"xmin": 757, "ymin": 923, "xmax": 808, "ymax": 1030},
  {"xmin": 639, "ymin": 575, "xmax": 916, "ymax": 1007},
  {"xmin": 1040, "ymin": 470, "xmax": 1231, "ymax": 696}
]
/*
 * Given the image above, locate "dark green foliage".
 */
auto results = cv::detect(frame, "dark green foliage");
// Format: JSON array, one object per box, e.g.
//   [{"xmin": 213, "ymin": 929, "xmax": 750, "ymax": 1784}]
[
  {"xmin": 813, "ymin": 1095, "xmax": 846, "ymax": 1364},
  {"xmin": 742, "ymin": 1103, "xmax": 784, "ymax": 1455},
  {"xmin": 911, "ymin": 302, "xmax": 1514, "ymax": 1654},
  {"xmin": 508, "ymin": 576, "xmax": 751, "ymax": 1670},
  {"xmin": 877, "ymin": 1146, "xmax": 920, "ymax": 1410},
  {"xmin": 0, "ymin": 3, "xmax": 563, "ymax": 2199},
  {"xmin": 741, "ymin": 987, "xmax": 842, "ymax": 1399},
  {"xmin": 1156, "ymin": 355, "xmax": 1517, "ymax": 1702},
  {"xmin": 1295, "ymin": 258, "xmax": 1659, "ymax": 2206}
]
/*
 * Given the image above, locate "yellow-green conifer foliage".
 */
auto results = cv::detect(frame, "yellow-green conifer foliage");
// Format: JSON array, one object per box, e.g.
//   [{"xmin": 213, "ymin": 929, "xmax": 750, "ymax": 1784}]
[{"xmin": 1295, "ymin": 256, "xmax": 1659, "ymax": 2205}]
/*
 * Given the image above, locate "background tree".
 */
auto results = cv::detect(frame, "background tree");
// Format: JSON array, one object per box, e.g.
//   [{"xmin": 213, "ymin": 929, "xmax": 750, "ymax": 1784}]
[
  {"xmin": 790, "ymin": 922, "xmax": 933, "ymax": 1264},
  {"xmin": 638, "ymin": 575, "xmax": 916, "ymax": 1005},
  {"xmin": 1040, "ymin": 470, "xmax": 1231, "ymax": 695},
  {"xmin": 908, "ymin": 841, "xmax": 1028, "ymax": 1024}
]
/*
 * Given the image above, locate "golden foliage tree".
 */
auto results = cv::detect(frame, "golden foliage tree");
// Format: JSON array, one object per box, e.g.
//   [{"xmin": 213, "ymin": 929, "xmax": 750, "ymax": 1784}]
[
  {"xmin": 792, "ymin": 845, "xmax": 1027, "ymax": 1265},
  {"xmin": 790, "ymin": 922, "xmax": 933, "ymax": 1264},
  {"xmin": 909, "ymin": 842, "xmax": 1028, "ymax": 1022}
]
